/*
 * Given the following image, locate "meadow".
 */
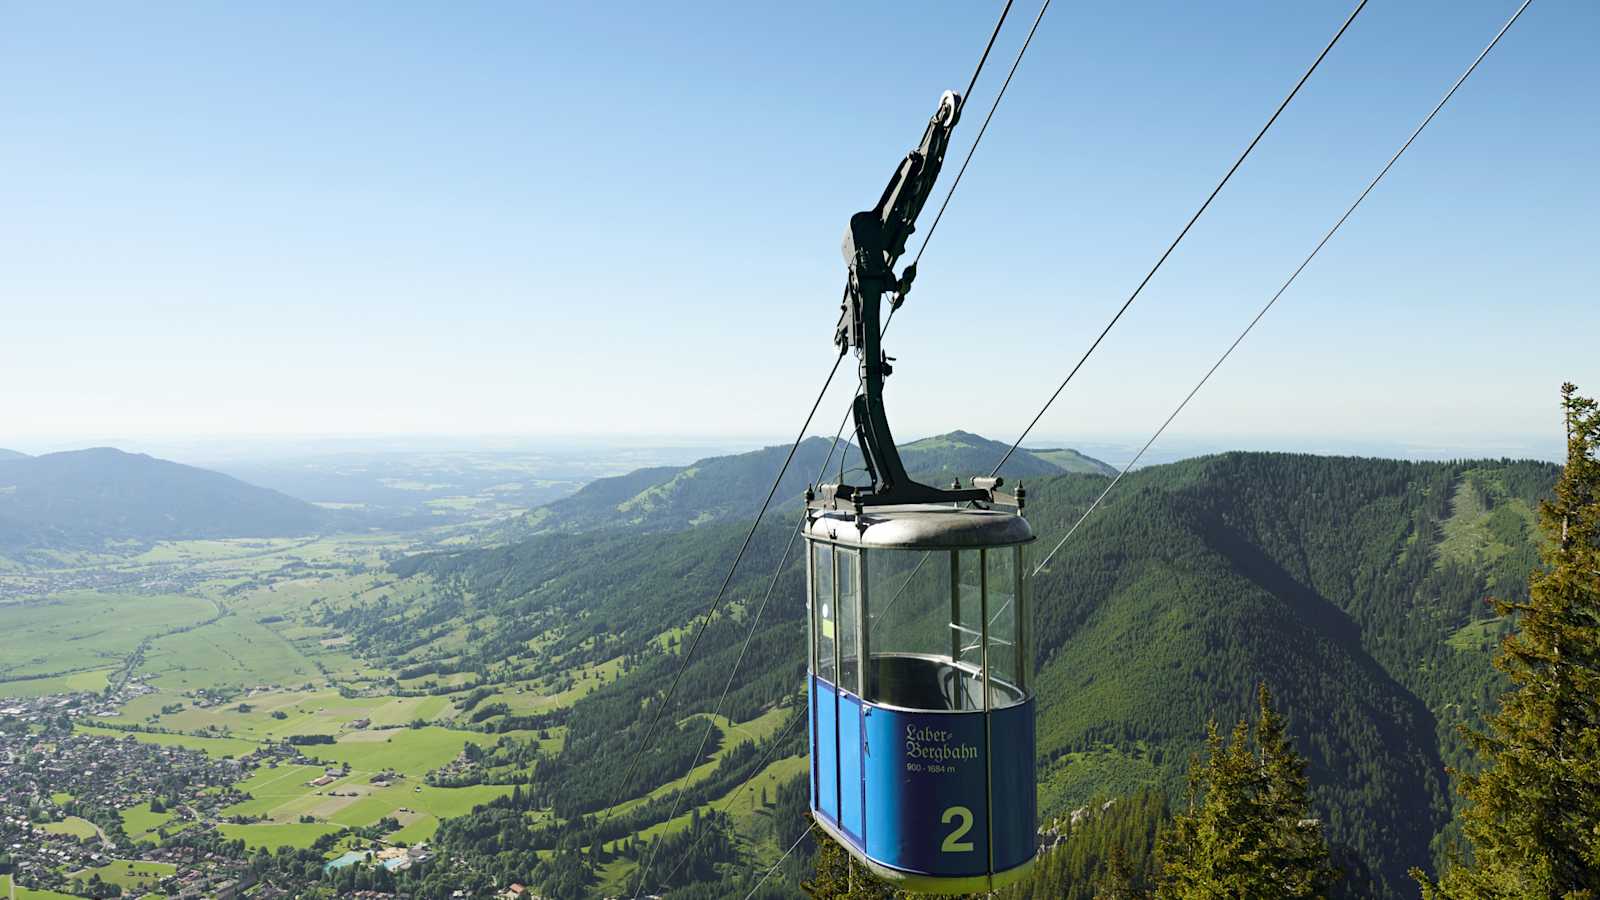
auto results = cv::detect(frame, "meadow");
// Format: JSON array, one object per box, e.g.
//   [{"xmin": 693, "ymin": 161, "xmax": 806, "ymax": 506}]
[
  {"xmin": 0, "ymin": 591, "xmax": 214, "ymax": 686},
  {"xmin": 67, "ymin": 861, "xmax": 177, "ymax": 893}
]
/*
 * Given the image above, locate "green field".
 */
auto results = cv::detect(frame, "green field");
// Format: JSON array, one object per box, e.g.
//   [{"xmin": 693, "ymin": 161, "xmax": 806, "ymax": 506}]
[
  {"xmin": 41, "ymin": 816, "xmax": 99, "ymax": 839},
  {"xmin": 0, "ymin": 591, "xmax": 215, "ymax": 686},
  {"xmin": 120, "ymin": 801, "xmax": 177, "ymax": 840},
  {"xmin": 68, "ymin": 861, "xmax": 177, "ymax": 892},
  {"xmin": 139, "ymin": 615, "xmax": 317, "ymax": 692},
  {"xmin": 291, "ymin": 726, "xmax": 496, "ymax": 774},
  {"xmin": 0, "ymin": 667, "xmax": 114, "ymax": 698},
  {"xmin": 218, "ymin": 729, "xmax": 513, "ymax": 847},
  {"xmin": 100, "ymin": 687, "xmax": 455, "ymax": 742},
  {"xmin": 217, "ymin": 820, "xmax": 344, "ymax": 849},
  {"xmin": 76, "ymin": 724, "xmax": 260, "ymax": 758}
]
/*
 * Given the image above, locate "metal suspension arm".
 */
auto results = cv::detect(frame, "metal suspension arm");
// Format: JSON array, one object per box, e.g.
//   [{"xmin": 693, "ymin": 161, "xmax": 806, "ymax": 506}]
[{"xmin": 823, "ymin": 90, "xmax": 1011, "ymax": 510}]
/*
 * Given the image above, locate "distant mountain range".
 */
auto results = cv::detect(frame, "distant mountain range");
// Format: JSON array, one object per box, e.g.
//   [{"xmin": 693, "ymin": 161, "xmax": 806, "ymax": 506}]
[
  {"xmin": 0, "ymin": 447, "xmax": 331, "ymax": 552},
  {"xmin": 0, "ymin": 449, "xmax": 30, "ymax": 462},
  {"xmin": 517, "ymin": 430, "xmax": 1115, "ymax": 535}
]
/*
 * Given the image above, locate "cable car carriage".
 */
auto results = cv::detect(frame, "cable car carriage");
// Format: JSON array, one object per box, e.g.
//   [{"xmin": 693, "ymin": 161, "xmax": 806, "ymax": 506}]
[{"xmin": 804, "ymin": 88, "xmax": 1037, "ymax": 892}]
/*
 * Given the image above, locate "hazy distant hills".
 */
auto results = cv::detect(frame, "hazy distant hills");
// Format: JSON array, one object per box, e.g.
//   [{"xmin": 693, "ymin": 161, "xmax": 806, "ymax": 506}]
[
  {"xmin": 518, "ymin": 429, "xmax": 1113, "ymax": 535},
  {"xmin": 374, "ymin": 451, "xmax": 1556, "ymax": 897},
  {"xmin": 0, "ymin": 449, "xmax": 30, "ymax": 462},
  {"xmin": 0, "ymin": 447, "xmax": 331, "ymax": 551}
]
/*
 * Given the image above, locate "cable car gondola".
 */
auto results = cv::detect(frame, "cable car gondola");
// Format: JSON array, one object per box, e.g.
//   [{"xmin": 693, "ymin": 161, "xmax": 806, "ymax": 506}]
[{"xmin": 804, "ymin": 89, "xmax": 1036, "ymax": 892}]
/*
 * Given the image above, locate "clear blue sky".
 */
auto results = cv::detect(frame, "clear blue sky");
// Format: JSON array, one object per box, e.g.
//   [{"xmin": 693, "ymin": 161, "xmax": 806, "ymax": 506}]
[{"xmin": 2, "ymin": 1, "xmax": 1594, "ymax": 457}]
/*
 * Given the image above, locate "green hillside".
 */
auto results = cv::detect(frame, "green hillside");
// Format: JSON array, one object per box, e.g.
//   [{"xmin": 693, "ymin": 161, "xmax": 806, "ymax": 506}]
[
  {"xmin": 0, "ymin": 447, "xmax": 332, "ymax": 553},
  {"xmin": 331, "ymin": 451, "xmax": 1554, "ymax": 897},
  {"xmin": 1029, "ymin": 446, "xmax": 1119, "ymax": 476}
]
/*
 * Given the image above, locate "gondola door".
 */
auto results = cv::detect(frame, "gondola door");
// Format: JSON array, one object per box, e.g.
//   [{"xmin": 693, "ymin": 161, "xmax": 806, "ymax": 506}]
[{"xmin": 809, "ymin": 540, "xmax": 866, "ymax": 844}]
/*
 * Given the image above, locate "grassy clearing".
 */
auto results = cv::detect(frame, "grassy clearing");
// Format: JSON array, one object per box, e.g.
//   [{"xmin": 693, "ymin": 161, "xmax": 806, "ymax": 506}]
[
  {"xmin": 41, "ymin": 815, "xmax": 99, "ymax": 839},
  {"xmin": 0, "ymin": 591, "xmax": 214, "ymax": 681},
  {"xmin": 1037, "ymin": 743, "xmax": 1162, "ymax": 816},
  {"xmin": 222, "ymin": 757, "xmax": 509, "ymax": 843},
  {"xmin": 1447, "ymin": 617, "xmax": 1511, "ymax": 653},
  {"xmin": 596, "ymin": 753, "xmax": 809, "ymax": 896},
  {"xmin": 217, "ymin": 821, "xmax": 343, "ymax": 850},
  {"xmin": 129, "ymin": 538, "xmax": 310, "ymax": 565},
  {"xmin": 601, "ymin": 708, "xmax": 791, "ymax": 820},
  {"xmin": 0, "ymin": 666, "xmax": 115, "ymax": 698},
  {"xmin": 726, "ymin": 755, "xmax": 807, "ymax": 830},
  {"xmin": 1436, "ymin": 476, "xmax": 1537, "ymax": 570},
  {"xmin": 296, "ymin": 726, "xmax": 496, "ymax": 775},
  {"xmin": 69, "ymin": 861, "xmax": 177, "ymax": 892},
  {"xmin": 120, "ymin": 801, "xmax": 176, "ymax": 839},
  {"xmin": 76, "ymin": 724, "xmax": 260, "ymax": 758},
  {"xmin": 476, "ymin": 656, "xmax": 626, "ymax": 716},
  {"xmin": 139, "ymin": 615, "xmax": 316, "ymax": 692},
  {"xmin": 121, "ymin": 688, "xmax": 455, "ymax": 742}
]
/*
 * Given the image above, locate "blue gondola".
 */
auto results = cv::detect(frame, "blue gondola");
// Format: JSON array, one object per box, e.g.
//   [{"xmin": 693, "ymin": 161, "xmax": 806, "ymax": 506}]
[
  {"xmin": 804, "ymin": 506, "xmax": 1035, "ymax": 891},
  {"xmin": 803, "ymin": 87, "xmax": 1037, "ymax": 892}
]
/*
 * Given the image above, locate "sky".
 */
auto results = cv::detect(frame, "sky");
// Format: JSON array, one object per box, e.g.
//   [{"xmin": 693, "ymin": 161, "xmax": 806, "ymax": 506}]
[{"xmin": 2, "ymin": 1, "xmax": 1595, "ymax": 460}]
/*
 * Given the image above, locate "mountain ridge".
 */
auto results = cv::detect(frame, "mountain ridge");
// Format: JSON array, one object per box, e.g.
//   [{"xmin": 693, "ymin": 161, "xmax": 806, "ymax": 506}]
[
  {"xmin": 0, "ymin": 447, "xmax": 333, "ymax": 552},
  {"xmin": 515, "ymin": 430, "xmax": 1113, "ymax": 537}
]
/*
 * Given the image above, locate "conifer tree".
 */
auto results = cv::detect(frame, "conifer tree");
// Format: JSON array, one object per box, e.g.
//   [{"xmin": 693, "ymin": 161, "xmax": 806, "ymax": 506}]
[
  {"xmin": 1154, "ymin": 684, "xmax": 1335, "ymax": 899},
  {"xmin": 802, "ymin": 827, "xmax": 894, "ymax": 898},
  {"xmin": 1419, "ymin": 383, "xmax": 1600, "ymax": 899},
  {"xmin": 1096, "ymin": 845, "xmax": 1139, "ymax": 899}
]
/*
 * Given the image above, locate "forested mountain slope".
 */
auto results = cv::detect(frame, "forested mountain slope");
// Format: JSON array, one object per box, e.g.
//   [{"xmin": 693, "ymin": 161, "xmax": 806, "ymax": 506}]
[
  {"xmin": 516, "ymin": 430, "xmax": 1100, "ymax": 536},
  {"xmin": 0, "ymin": 447, "xmax": 332, "ymax": 552},
  {"xmin": 1022, "ymin": 453, "xmax": 1551, "ymax": 895},
  {"xmin": 341, "ymin": 451, "xmax": 1552, "ymax": 897}
]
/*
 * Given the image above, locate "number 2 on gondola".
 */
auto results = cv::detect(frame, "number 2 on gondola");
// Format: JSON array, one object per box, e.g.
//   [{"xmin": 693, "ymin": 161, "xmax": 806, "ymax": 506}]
[{"xmin": 941, "ymin": 805, "xmax": 974, "ymax": 852}]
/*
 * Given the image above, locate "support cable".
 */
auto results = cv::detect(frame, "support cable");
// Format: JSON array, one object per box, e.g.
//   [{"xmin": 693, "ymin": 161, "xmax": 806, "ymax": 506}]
[
  {"xmin": 960, "ymin": 0, "xmax": 1015, "ymax": 111},
  {"xmin": 989, "ymin": 0, "xmax": 1370, "ymax": 477},
  {"xmin": 913, "ymin": 0, "xmax": 1051, "ymax": 268},
  {"xmin": 1031, "ymin": 0, "xmax": 1535, "ymax": 577}
]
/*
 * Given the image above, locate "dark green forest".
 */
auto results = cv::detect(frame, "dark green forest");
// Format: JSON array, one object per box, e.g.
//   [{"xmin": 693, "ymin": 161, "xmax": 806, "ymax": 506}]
[{"xmin": 330, "ymin": 446, "xmax": 1555, "ymax": 897}]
